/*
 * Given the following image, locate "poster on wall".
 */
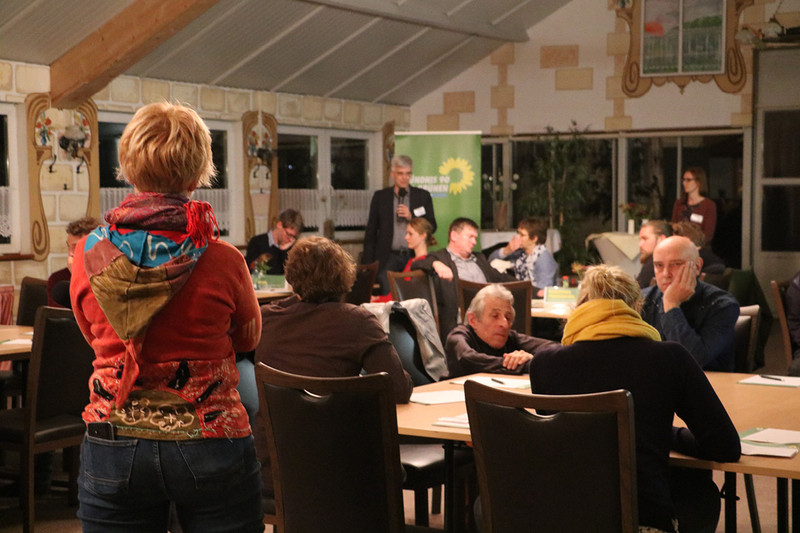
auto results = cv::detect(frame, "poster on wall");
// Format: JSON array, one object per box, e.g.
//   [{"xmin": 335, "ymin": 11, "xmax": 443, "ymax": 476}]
[{"xmin": 395, "ymin": 132, "xmax": 481, "ymax": 248}]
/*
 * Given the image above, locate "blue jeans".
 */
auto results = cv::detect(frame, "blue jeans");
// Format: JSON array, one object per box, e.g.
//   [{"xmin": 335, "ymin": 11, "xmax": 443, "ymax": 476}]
[{"xmin": 78, "ymin": 433, "xmax": 264, "ymax": 533}]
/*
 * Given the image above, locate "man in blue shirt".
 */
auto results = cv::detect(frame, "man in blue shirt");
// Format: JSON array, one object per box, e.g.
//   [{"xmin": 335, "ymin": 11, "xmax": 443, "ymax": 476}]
[{"xmin": 489, "ymin": 217, "xmax": 557, "ymax": 298}]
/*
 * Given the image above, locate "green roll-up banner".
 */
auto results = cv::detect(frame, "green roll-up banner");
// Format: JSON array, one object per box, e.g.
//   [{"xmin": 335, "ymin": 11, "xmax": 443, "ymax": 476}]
[{"xmin": 395, "ymin": 132, "xmax": 482, "ymax": 248}]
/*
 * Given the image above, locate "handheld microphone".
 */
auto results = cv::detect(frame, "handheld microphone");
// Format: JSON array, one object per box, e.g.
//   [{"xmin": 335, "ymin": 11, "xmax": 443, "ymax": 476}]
[{"xmin": 397, "ymin": 188, "xmax": 408, "ymax": 222}]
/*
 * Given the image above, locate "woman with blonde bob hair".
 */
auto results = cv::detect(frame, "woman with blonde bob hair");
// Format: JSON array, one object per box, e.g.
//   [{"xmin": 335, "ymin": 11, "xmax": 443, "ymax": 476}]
[
  {"xmin": 529, "ymin": 264, "xmax": 740, "ymax": 533},
  {"xmin": 71, "ymin": 102, "xmax": 264, "ymax": 532}
]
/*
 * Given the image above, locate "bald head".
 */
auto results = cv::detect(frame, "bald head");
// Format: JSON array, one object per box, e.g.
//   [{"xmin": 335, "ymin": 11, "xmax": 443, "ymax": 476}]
[{"xmin": 653, "ymin": 236, "xmax": 703, "ymax": 293}]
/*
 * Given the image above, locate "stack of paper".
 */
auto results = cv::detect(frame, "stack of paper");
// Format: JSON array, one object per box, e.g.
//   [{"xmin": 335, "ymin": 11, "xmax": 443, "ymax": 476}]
[
  {"xmin": 434, "ymin": 413, "xmax": 469, "ymax": 429},
  {"xmin": 740, "ymin": 428, "xmax": 800, "ymax": 458},
  {"xmin": 739, "ymin": 375, "xmax": 800, "ymax": 388},
  {"xmin": 409, "ymin": 390, "xmax": 465, "ymax": 405},
  {"xmin": 450, "ymin": 376, "xmax": 530, "ymax": 390}
]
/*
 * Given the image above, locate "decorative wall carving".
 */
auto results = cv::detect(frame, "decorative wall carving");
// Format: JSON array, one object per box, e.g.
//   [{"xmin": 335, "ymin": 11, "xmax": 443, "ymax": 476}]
[
  {"xmin": 617, "ymin": 0, "xmax": 753, "ymax": 97},
  {"xmin": 25, "ymin": 93, "xmax": 99, "ymax": 261},
  {"xmin": 242, "ymin": 110, "xmax": 278, "ymax": 242}
]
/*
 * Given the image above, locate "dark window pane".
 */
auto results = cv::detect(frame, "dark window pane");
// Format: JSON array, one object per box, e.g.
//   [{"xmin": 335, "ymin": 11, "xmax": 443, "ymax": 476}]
[
  {"xmin": 762, "ymin": 186, "xmax": 800, "ymax": 251},
  {"xmin": 331, "ymin": 137, "xmax": 367, "ymax": 190},
  {"xmin": 627, "ymin": 137, "xmax": 678, "ymax": 219},
  {"xmin": 764, "ymin": 110, "xmax": 800, "ymax": 178},
  {"xmin": 98, "ymin": 122, "xmax": 126, "ymax": 188},
  {"xmin": 0, "ymin": 115, "xmax": 7, "ymax": 187},
  {"xmin": 278, "ymin": 134, "xmax": 317, "ymax": 189},
  {"xmin": 209, "ymin": 129, "xmax": 227, "ymax": 189}
]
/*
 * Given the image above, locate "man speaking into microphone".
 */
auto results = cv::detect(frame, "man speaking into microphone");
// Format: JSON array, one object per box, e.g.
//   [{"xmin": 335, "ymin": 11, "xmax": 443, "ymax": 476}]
[{"xmin": 364, "ymin": 154, "xmax": 436, "ymax": 294}]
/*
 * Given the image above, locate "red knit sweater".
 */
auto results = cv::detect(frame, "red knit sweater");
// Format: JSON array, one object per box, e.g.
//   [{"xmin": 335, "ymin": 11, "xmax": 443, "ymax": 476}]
[{"xmin": 71, "ymin": 238, "xmax": 261, "ymax": 440}]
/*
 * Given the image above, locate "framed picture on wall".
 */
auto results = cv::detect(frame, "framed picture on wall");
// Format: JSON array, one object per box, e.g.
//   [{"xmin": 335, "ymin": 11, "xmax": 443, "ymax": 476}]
[{"xmin": 641, "ymin": 0, "xmax": 725, "ymax": 76}]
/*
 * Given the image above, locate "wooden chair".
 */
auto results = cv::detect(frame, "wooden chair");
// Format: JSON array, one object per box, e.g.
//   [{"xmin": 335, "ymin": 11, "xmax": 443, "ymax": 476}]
[
  {"xmin": 735, "ymin": 305, "xmax": 760, "ymax": 373},
  {"xmin": 388, "ymin": 270, "xmax": 439, "ymax": 334},
  {"xmin": 345, "ymin": 261, "xmax": 378, "ymax": 305},
  {"xmin": 0, "ymin": 307, "xmax": 95, "ymax": 533},
  {"xmin": 457, "ymin": 280, "xmax": 532, "ymax": 335},
  {"xmin": 770, "ymin": 279, "xmax": 794, "ymax": 372},
  {"xmin": 464, "ymin": 382, "xmax": 637, "ymax": 533},
  {"xmin": 254, "ymin": 363, "xmax": 435, "ymax": 533}
]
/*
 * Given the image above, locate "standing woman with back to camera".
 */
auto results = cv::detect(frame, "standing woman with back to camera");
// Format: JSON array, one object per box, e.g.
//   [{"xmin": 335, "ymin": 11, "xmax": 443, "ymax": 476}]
[{"xmin": 70, "ymin": 102, "xmax": 264, "ymax": 532}]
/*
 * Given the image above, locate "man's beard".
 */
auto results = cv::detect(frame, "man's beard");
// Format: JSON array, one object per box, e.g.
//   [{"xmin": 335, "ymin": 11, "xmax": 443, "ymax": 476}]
[{"xmin": 640, "ymin": 251, "xmax": 652, "ymax": 264}]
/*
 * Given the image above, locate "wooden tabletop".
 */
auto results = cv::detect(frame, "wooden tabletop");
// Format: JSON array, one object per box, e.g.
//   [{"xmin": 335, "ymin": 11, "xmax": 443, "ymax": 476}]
[
  {"xmin": 530, "ymin": 301, "xmax": 573, "ymax": 320},
  {"xmin": 397, "ymin": 371, "xmax": 800, "ymax": 481},
  {"xmin": 0, "ymin": 324, "xmax": 34, "ymax": 362},
  {"xmin": 254, "ymin": 289, "xmax": 293, "ymax": 304}
]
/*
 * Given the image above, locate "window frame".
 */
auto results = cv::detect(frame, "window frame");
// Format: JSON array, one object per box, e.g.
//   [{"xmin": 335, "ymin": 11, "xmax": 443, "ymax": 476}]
[{"xmin": 0, "ymin": 102, "xmax": 22, "ymax": 254}]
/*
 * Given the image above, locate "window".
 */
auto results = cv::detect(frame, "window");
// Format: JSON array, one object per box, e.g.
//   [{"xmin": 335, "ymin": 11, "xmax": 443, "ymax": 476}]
[
  {"xmin": 625, "ymin": 132, "xmax": 743, "ymax": 266},
  {"xmin": 98, "ymin": 114, "xmax": 234, "ymax": 237},
  {"xmin": 276, "ymin": 126, "xmax": 375, "ymax": 232},
  {"xmin": 0, "ymin": 103, "xmax": 20, "ymax": 251},
  {"xmin": 760, "ymin": 110, "xmax": 800, "ymax": 252}
]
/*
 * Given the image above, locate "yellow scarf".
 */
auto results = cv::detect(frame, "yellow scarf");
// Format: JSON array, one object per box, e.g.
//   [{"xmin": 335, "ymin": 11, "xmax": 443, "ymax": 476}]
[{"xmin": 561, "ymin": 299, "xmax": 661, "ymax": 345}]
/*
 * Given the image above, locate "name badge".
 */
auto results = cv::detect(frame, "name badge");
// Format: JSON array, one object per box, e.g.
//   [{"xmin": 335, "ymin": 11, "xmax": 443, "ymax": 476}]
[
  {"xmin": 413, "ymin": 207, "xmax": 426, "ymax": 217},
  {"xmin": 690, "ymin": 213, "xmax": 704, "ymax": 224}
]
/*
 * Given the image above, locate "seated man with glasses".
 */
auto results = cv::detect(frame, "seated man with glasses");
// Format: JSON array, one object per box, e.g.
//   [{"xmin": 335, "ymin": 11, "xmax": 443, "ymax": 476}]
[
  {"xmin": 488, "ymin": 217, "xmax": 557, "ymax": 298},
  {"xmin": 640, "ymin": 236, "xmax": 739, "ymax": 371},
  {"xmin": 244, "ymin": 208, "xmax": 302, "ymax": 274}
]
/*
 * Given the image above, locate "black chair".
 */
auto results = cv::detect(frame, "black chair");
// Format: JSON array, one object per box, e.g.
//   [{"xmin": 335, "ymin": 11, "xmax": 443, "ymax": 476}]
[
  {"xmin": 464, "ymin": 381, "xmax": 638, "ymax": 533},
  {"xmin": 388, "ymin": 270, "xmax": 439, "ymax": 335},
  {"xmin": 388, "ymin": 311, "xmax": 474, "ymax": 527},
  {"xmin": 254, "ymin": 363, "xmax": 435, "ymax": 533},
  {"xmin": 457, "ymin": 279, "xmax": 532, "ymax": 335},
  {"xmin": 1, "ymin": 277, "xmax": 49, "ymax": 409},
  {"xmin": 0, "ymin": 306, "xmax": 95, "ymax": 533},
  {"xmin": 16, "ymin": 277, "xmax": 48, "ymax": 327},
  {"xmin": 345, "ymin": 261, "xmax": 379, "ymax": 305}
]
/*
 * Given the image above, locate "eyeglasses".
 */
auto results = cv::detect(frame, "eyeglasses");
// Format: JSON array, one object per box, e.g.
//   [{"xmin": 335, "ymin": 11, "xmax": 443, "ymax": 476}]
[{"xmin": 682, "ymin": 178, "xmax": 695, "ymax": 183}]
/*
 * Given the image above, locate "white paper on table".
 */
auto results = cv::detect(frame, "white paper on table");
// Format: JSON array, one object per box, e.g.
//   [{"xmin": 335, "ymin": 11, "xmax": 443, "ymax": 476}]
[
  {"xmin": 1, "ymin": 338, "xmax": 32, "ymax": 346},
  {"xmin": 746, "ymin": 428, "xmax": 800, "ymax": 445},
  {"xmin": 740, "ymin": 441, "xmax": 799, "ymax": 458},
  {"xmin": 738, "ymin": 375, "xmax": 800, "ymax": 387},
  {"xmin": 450, "ymin": 376, "xmax": 530, "ymax": 390},
  {"xmin": 409, "ymin": 390, "xmax": 465, "ymax": 405},
  {"xmin": 434, "ymin": 413, "xmax": 470, "ymax": 429}
]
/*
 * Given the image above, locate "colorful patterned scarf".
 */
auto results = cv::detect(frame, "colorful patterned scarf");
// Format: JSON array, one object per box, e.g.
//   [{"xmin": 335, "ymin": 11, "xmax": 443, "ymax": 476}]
[
  {"xmin": 561, "ymin": 298, "xmax": 661, "ymax": 345},
  {"xmin": 83, "ymin": 192, "xmax": 219, "ymax": 408}
]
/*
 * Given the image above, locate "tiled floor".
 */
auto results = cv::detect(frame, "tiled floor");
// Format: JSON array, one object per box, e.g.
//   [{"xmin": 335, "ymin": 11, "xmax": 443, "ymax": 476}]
[{"xmin": 0, "ymin": 323, "xmax": 792, "ymax": 532}]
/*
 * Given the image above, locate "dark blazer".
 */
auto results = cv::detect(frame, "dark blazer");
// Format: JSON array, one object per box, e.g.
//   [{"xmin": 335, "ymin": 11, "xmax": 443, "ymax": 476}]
[
  {"xmin": 412, "ymin": 248, "xmax": 513, "ymax": 341},
  {"xmin": 363, "ymin": 186, "xmax": 436, "ymax": 270}
]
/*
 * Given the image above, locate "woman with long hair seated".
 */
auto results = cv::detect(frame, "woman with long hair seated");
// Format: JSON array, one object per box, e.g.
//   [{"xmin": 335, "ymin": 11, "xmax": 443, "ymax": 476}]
[
  {"xmin": 70, "ymin": 102, "xmax": 263, "ymax": 532},
  {"xmin": 529, "ymin": 264, "xmax": 740, "ymax": 533}
]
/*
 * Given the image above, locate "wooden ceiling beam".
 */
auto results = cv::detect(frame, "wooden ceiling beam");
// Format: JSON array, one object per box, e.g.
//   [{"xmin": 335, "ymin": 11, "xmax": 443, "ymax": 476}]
[{"xmin": 49, "ymin": 0, "xmax": 221, "ymax": 109}]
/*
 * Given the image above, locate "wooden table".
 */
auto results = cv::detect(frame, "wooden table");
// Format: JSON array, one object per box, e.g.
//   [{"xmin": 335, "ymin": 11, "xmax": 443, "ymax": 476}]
[
  {"xmin": 397, "ymin": 372, "xmax": 800, "ymax": 533},
  {"xmin": 530, "ymin": 301, "xmax": 573, "ymax": 320},
  {"xmin": 254, "ymin": 289, "xmax": 292, "ymax": 304},
  {"xmin": 0, "ymin": 325, "xmax": 34, "ymax": 363}
]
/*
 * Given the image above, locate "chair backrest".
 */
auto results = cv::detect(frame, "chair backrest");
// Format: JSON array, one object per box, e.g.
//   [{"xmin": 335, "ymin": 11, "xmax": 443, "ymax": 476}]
[
  {"xmin": 700, "ymin": 267, "xmax": 733, "ymax": 291},
  {"xmin": 387, "ymin": 270, "xmax": 439, "ymax": 333},
  {"xmin": 387, "ymin": 310, "xmax": 433, "ymax": 386},
  {"xmin": 16, "ymin": 277, "xmax": 48, "ymax": 327},
  {"xmin": 771, "ymin": 279, "xmax": 794, "ymax": 370},
  {"xmin": 464, "ymin": 381, "xmax": 637, "ymax": 533},
  {"xmin": 345, "ymin": 261, "xmax": 379, "ymax": 305},
  {"xmin": 254, "ymin": 363, "xmax": 406, "ymax": 533},
  {"xmin": 458, "ymin": 279, "xmax": 532, "ymax": 335},
  {"xmin": 27, "ymin": 306, "xmax": 95, "ymax": 425},
  {"xmin": 734, "ymin": 304, "xmax": 760, "ymax": 373}
]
